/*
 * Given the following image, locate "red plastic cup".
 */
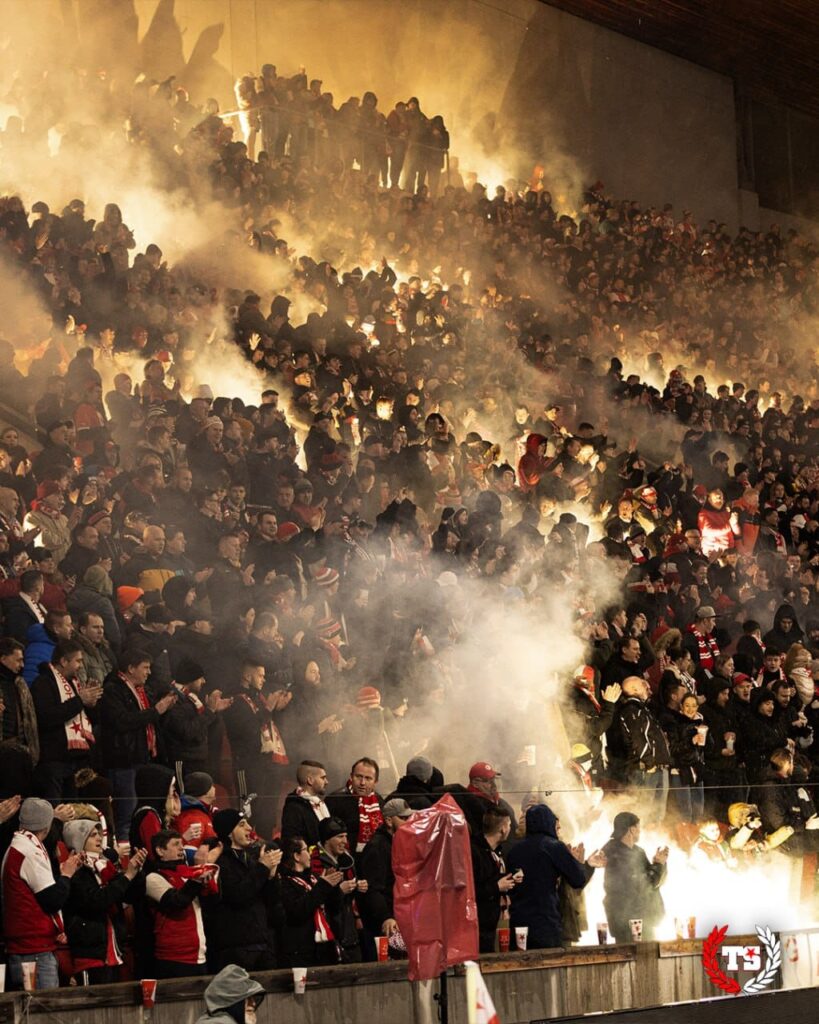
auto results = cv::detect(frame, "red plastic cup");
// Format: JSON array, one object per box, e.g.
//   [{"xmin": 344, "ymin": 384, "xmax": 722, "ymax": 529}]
[
  {"xmin": 497, "ymin": 927, "xmax": 510, "ymax": 952},
  {"xmin": 141, "ymin": 979, "xmax": 157, "ymax": 1009},
  {"xmin": 376, "ymin": 936, "xmax": 389, "ymax": 962}
]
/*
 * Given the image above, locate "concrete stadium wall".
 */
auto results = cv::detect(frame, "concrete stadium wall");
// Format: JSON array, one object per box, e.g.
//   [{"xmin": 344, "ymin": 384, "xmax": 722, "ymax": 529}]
[
  {"xmin": 3, "ymin": 1, "xmax": 744, "ymax": 225},
  {"xmin": 126, "ymin": 0, "xmax": 740, "ymax": 225}
]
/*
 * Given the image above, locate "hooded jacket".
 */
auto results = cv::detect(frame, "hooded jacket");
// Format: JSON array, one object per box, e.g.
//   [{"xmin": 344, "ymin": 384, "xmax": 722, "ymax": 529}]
[
  {"xmin": 763, "ymin": 603, "xmax": 804, "ymax": 650},
  {"xmin": 22, "ymin": 623, "xmax": 57, "ymax": 685},
  {"xmin": 506, "ymin": 804, "xmax": 592, "ymax": 948},
  {"xmin": 195, "ymin": 965, "xmax": 265, "ymax": 1024},
  {"xmin": 517, "ymin": 434, "xmax": 550, "ymax": 492}
]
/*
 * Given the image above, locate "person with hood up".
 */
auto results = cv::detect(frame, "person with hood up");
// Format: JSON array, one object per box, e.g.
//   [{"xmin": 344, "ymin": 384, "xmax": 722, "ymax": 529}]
[
  {"xmin": 67, "ymin": 565, "xmax": 121, "ymax": 650},
  {"xmin": 763, "ymin": 603, "xmax": 804, "ymax": 652},
  {"xmin": 517, "ymin": 433, "xmax": 550, "ymax": 492},
  {"xmin": 194, "ymin": 964, "xmax": 265, "ymax": 1024},
  {"xmin": 602, "ymin": 811, "xmax": 668, "ymax": 942},
  {"xmin": 506, "ymin": 803, "xmax": 604, "ymax": 949},
  {"xmin": 699, "ymin": 677, "xmax": 743, "ymax": 817},
  {"xmin": 740, "ymin": 688, "xmax": 789, "ymax": 782}
]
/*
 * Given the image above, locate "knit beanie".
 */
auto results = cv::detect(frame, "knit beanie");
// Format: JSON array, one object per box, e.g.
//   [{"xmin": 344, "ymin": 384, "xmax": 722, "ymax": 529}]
[
  {"xmin": 36, "ymin": 481, "xmax": 62, "ymax": 500},
  {"xmin": 117, "ymin": 586, "xmax": 144, "ymax": 613},
  {"xmin": 63, "ymin": 818, "xmax": 100, "ymax": 853},
  {"xmin": 406, "ymin": 755, "xmax": 434, "ymax": 783},
  {"xmin": 213, "ymin": 808, "xmax": 243, "ymax": 842},
  {"xmin": 175, "ymin": 658, "xmax": 205, "ymax": 686},
  {"xmin": 19, "ymin": 797, "xmax": 55, "ymax": 833},
  {"xmin": 184, "ymin": 772, "xmax": 214, "ymax": 799}
]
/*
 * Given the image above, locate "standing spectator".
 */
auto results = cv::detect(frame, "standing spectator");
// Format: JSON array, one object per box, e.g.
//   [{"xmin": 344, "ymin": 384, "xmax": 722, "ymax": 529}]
[
  {"xmin": 1, "ymin": 569, "xmax": 46, "ymax": 643},
  {"xmin": 145, "ymin": 829, "xmax": 219, "ymax": 978},
  {"xmin": 471, "ymin": 805, "xmax": 516, "ymax": 953},
  {"xmin": 506, "ymin": 804, "xmax": 602, "ymax": 950},
  {"xmin": 62, "ymin": 819, "xmax": 147, "ymax": 984},
  {"xmin": 606, "ymin": 677, "xmax": 671, "ymax": 824},
  {"xmin": 0, "ymin": 638, "xmax": 39, "ymax": 796},
  {"xmin": 162, "ymin": 658, "xmax": 232, "ymax": 775},
  {"xmin": 602, "ymin": 812, "xmax": 668, "ymax": 942},
  {"xmin": 700, "ymin": 678, "xmax": 743, "ymax": 816},
  {"xmin": 73, "ymin": 612, "xmax": 116, "ymax": 688},
  {"xmin": 1, "ymin": 798, "xmax": 80, "ymax": 990},
  {"xmin": 205, "ymin": 809, "xmax": 282, "ymax": 971},
  {"xmin": 358, "ymin": 797, "xmax": 412, "ymax": 947},
  {"xmin": 23, "ymin": 609, "xmax": 73, "ymax": 685},
  {"xmin": 99, "ymin": 650, "xmax": 177, "ymax": 844},
  {"xmin": 310, "ymin": 816, "xmax": 366, "ymax": 962},
  {"xmin": 281, "ymin": 760, "xmax": 331, "ymax": 846},
  {"xmin": 30, "ymin": 639, "xmax": 101, "ymax": 801},
  {"xmin": 173, "ymin": 772, "xmax": 218, "ymax": 862},
  {"xmin": 326, "ymin": 757, "xmax": 384, "ymax": 856},
  {"xmin": 683, "ymin": 606, "xmax": 720, "ymax": 684},
  {"xmin": 278, "ymin": 834, "xmax": 343, "ymax": 967}
]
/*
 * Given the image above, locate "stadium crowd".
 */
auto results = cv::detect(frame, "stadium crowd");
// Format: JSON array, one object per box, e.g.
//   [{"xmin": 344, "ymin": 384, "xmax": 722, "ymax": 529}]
[{"xmin": 0, "ymin": 57, "xmax": 818, "ymax": 988}]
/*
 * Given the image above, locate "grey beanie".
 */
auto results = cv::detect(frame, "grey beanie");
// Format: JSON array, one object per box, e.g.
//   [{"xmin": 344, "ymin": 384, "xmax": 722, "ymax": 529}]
[
  {"xmin": 19, "ymin": 798, "xmax": 55, "ymax": 833},
  {"xmin": 406, "ymin": 755, "xmax": 434, "ymax": 784},
  {"xmin": 63, "ymin": 818, "xmax": 100, "ymax": 853}
]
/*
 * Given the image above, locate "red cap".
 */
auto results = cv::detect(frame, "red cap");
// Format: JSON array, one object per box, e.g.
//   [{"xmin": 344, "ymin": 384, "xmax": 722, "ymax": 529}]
[
  {"xmin": 469, "ymin": 761, "xmax": 501, "ymax": 781},
  {"xmin": 117, "ymin": 586, "xmax": 144, "ymax": 613},
  {"xmin": 356, "ymin": 686, "xmax": 381, "ymax": 709},
  {"xmin": 693, "ymin": 484, "xmax": 708, "ymax": 498}
]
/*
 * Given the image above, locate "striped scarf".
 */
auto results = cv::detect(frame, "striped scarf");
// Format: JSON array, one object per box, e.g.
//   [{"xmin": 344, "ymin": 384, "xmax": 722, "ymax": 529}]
[
  {"xmin": 288, "ymin": 872, "xmax": 337, "ymax": 945},
  {"xmin": 52, "ymin": 666, "xmax": 95, "ymax": 751},
  {"xmin": 119, "ymin": 674, "xmax": 156, "ymax": 758},
  {"xmin": 687, "ymin": 627, "xmax": 720, "ymax": 671},
  {"xmin": 350, "ymin": 786, "xmax": 383, "ymax": 850}
]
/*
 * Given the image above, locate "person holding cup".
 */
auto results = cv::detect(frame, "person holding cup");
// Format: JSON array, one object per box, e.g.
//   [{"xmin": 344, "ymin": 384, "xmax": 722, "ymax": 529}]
[
  {"xmin": 700, "ymin": 678, "xmax": 744, "ymax": 818},
  {"xmin": 602, "ymin": 811, "xmax": 667, "ymax": 943},
  {"xmin": 660, "ymin": 689, "xmax": 705, "ymax": 822},
  {"xmin": 506, "ymin": 803, "xmax": 604, "ymax": 950},
  {"xmin": 470, "ymin": 806, "xmax": 516, "ymax": 952}
]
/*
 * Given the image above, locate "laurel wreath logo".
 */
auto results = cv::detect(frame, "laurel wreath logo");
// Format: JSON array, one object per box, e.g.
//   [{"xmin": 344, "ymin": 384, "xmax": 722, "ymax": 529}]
[
  {"xmin": 701, "ymin": 924, "xmax": 781, "ymax": 996},
  {"xmin": 743, "ymin": 926, "xmax": 781, "ymax": 994}
]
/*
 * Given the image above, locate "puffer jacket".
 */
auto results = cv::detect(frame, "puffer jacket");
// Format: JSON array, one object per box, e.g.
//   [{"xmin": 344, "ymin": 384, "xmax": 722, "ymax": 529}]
[{"xmin": 22, "ymin": 623, "xmax": 56, "ymax": 685}]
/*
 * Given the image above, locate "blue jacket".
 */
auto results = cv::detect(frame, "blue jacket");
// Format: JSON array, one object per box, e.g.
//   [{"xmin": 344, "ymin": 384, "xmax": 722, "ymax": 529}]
[
  {"xmin": 22, "ymin": 623, "xmax": 56, "ymax": 685},
  {"xmin": 506, "ymin": 804, "xmax": 593, "ymax": 947}
]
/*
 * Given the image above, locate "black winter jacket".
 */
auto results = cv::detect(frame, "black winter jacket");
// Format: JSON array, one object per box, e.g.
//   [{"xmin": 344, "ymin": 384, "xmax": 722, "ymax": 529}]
[
  {"xmin": 204, "ymin": 846, "xmax": 281, "ymax": 959},
  {"xmin": 64, "ymin": 863, "xmax": 135, "ymax": 961},
  {"xmin": 99, "ymin": 674, "xmax": 163, "ymax": 769}
]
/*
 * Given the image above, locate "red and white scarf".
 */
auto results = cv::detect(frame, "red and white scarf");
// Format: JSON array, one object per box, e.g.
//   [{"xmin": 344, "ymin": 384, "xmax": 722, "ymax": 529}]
[
  {"xmin": 52, "ymin": 665, "xmax": 95, "ymax": 751},
  {"xmin": 119, "ymin": 674, "xmax": 157, "ymax": 758},
  {"xmin": 288, "ymin": 872, "xmax": 337, "ymax": 944},
  {"xmin": 174, "ymin": 683, "xmax": 204, "ymax": 714},
  {"xmin": 687, "ymin": 626, "xmax": 720, "ymax": 672},
  {"xmin": 237, "ymin": 693, "xmax": 289, "ymax": 765},
  {"xmin": 347, "ymin": 783, "xmax": 383, "ymax": 851},
  {"xmin": 295, "ymin": 786, "xmax": 330, "ymax": 822}
]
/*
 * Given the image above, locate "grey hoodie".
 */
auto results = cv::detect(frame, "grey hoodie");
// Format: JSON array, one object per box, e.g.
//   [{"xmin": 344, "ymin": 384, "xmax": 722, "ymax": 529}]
[{"xmin": 196, "ymin": 966, "xmax": 266, "ymax": 1024}]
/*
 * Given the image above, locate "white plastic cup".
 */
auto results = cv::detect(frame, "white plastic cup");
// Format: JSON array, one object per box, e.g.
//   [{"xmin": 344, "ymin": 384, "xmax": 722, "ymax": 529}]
[
  {"xmin": 0, "ymin": 963, "xmax": 5, "ymax": 993},
  {"xmin": 523, "ymin": 745, "xmax": 536, "ymax": 767},
  {"xmin": 292, "ymin": 967, "xmax": 307, "ymax": 995},
  {"xmin": 629, "ymin": 918, "xmax": 643, "ymax": 942},
  {"xmin": 726, "ymin": 735, "xmax": 735, "ymax": 752},
  {"xmin": 696, "ymin": 725, "xmax": 708, "ymax": 738},
  {"xmin": 21, "ymin": 961, "xmax": 36, "ymax": 991},
  {"xmin": 515, "ymin": 926, "xmax": 529, "ymax": 951}
]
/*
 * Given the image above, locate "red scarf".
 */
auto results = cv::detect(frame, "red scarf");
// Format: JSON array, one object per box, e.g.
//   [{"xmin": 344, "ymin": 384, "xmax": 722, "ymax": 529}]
[
  {"xmin": 238, "ymin": 693, "xmax": 288, "ymax": 765},
  {"xmin": 686, "ymin": 626, "xmax": 720, "ymax": 671},
  {"xmin": 120, "ymin": 674, "xmax": 157, "ymax": 757},
  {"xmin": 574, "ymin": 678, "xmax": 601, "ymax": 713},
  {"xmin": 288, "ymin": 872, "xmax": 337, "ymax": 946},
  {"xmin": 348, "ymin": 783, "xmax": 383, "ymax": 849}
]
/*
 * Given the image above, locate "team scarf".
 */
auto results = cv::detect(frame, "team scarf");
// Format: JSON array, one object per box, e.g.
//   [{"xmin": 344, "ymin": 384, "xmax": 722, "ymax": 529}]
[
  {"xmin": 51, "ymin": 665, "xmax": 95, "ymax": 751},
  {"xmin": 347, "ymin": 783, "xmax": 384, "ymax": 850},
  {"xmin": 287, "ymin": 871, "xmax": 337, "ymax": 946},
  {"xmin": 574, "ymin": 677, "xmax": 601, "ymax": 713},
  {"xmin": 119, "ymin": 674, "xmax": 157, "ymax": 757},
  {"xmin": 237, "ymin": 693, "xmax": 288, "ymax": 765},
  {"xmin": 295, "ymin": 786, "xmax": 330, "ymax": 822},
  {"xmin": 686, "ymin": 626, "xmax": 720, "ymax": 672},
  {"xmin": 174, "ymin": 683, "xmax": 204, "ymax": 714}
]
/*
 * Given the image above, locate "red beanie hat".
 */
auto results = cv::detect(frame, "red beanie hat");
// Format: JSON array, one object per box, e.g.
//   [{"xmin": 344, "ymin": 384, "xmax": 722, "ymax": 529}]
[
  {"xmin": 117, "ymin": 586, "xmax": 144, "ymax": 613},
  {"xmin": 356, "ymin": 686, "xmax": 381, "ymax": 709},
  {"xmin": 36, "ymin": 481, "xmax": 62, "ymax": 500}
]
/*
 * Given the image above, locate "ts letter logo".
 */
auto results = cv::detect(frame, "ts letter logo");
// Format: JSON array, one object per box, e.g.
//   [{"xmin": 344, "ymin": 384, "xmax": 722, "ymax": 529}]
[{"xmin": 702, "ymin": 925, "xmax": 781, "ymax": 995}]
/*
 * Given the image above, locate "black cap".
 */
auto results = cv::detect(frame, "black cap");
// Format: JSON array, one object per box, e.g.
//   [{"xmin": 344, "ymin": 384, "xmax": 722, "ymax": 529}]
[{"xmin": 319, "ymin": 817, "xmax": 348, "ymax": 843}]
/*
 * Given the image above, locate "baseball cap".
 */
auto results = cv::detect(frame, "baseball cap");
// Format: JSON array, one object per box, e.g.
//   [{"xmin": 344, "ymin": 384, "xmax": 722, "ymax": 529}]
[
  {"xmin": 382, "ymin": 798, "xmax": 413, "ymax": 819},
  {"xmin": 695, "ymin": 605, "xmax": 717, "ymax": 619},
  {"xmin": 469, "ymin": 761, "xmax": 501, "ymax": 781}
]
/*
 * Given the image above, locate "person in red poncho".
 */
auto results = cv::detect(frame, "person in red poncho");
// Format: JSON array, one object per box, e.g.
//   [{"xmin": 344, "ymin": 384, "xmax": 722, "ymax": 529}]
[
  {"xmin": 697, "ymin": 489, "xmax": 740, "ymax": 557},
  {"xmin": 517, "ymin": 434, "xmax": 550, "ymax": 492}
]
